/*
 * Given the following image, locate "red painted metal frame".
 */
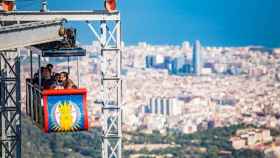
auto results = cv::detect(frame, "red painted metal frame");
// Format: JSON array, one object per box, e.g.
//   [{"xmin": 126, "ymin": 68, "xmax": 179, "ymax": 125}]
[
  {"xmin": 43, "ymin": 95, "xmax": 48, "ymax": 132},
  {"xmin": 42, "ymin": 88, "xmax": 89, "ymax": 133},
  {"xmin": 42, "ymin": 88, "xmax": 87, "ymax": 96}
]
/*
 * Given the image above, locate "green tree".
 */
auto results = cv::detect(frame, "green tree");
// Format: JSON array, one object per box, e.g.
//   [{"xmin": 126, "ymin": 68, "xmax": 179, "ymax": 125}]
[{"xmin": 207, "ymin": 146, "xmax": 219, "ymax": 158}]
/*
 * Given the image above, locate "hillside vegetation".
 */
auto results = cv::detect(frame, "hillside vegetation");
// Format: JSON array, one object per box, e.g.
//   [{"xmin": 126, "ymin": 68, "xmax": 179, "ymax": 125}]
[{"xmin": 22, "ymin": 115, "xmax": 101, "ymax": 158}]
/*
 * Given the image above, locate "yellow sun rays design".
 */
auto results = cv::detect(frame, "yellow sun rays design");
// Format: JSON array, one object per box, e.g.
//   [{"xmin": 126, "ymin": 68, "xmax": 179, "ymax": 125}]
[{"xmin": 50, "ymin": 101, "xmax": 81, "ymax": 132}]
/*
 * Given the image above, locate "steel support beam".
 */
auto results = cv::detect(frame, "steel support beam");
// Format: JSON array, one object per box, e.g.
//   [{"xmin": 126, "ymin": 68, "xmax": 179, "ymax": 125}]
[
  {"xmin": 88, "ymin": 17, "xmax": 122, "ymax": 158},
  {"xmin": 0, "ymin": 51, "xmax": 21, "ymax": 158},
  {"xmin": 0, "ymin": 11, "xmax": 120, "ymax": 21},
  {"xmin": 0, "ymin": 21, "xmax": 63, "ymax": 51},
  {"xmin": 98, "ymin": 20, "xmax": 122, "ymax": 158}
]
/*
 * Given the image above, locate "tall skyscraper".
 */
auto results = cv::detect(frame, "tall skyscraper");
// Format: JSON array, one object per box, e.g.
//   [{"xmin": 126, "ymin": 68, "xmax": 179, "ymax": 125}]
[
  {"xmin": 164, "ymin": 56, "xmax": 173, "ymax": 69},
  {"xmin": 172, "ymin": 57, "xmax": 185, "ymax": 74},
  {"xmin": 146, "ymin": 55, "xmax": 166, "ymax": 69},
  {"xmin": 145, "ymin": 55, "xmax": 156, "ymax": 68},
  {"xmin": 192, "ymin": 40, "xmax": 202, "ymax": 75},
  {"xmin": 145, "ymin": 56, "xmax": 152, "ymax": 68}
]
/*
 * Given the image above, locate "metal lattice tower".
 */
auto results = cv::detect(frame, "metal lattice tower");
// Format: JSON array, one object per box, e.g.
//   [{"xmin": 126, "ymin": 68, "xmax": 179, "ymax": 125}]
[
  {"xmin": 0, "ymin": 50, "xmax": 21, "ymax": 158},
  {"xmin": 99, "ymin": 20, "xmax": 122, "ymax": 158},
  {"xmin": 86, "ymin": 10, "xmax": 122, "ymax": 158},
  {"xmin": 0, "ymin": 7, "xmax": 122, "ymax": 158}
]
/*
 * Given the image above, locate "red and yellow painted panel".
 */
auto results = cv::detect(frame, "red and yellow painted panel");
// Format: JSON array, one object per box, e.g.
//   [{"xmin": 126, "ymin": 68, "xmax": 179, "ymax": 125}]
[{"xmin": 42, "ymin": 89, "xmax": 89, "ymax": 133}]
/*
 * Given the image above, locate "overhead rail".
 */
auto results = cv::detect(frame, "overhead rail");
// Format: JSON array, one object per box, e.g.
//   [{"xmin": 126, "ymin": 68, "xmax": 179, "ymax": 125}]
[
  {"xmin": 0, "ymin": 10, "xmax": 120, "ymax": 21},
  {"xmin": 0, "ymin": 20, "xmax": 63, "ymax": 51}
]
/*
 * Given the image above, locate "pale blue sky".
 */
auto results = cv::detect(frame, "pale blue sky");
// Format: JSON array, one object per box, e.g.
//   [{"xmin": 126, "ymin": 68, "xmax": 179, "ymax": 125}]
[{"xmin": 17, "ymin": 0, "xmax": 280, "ymax": 47}]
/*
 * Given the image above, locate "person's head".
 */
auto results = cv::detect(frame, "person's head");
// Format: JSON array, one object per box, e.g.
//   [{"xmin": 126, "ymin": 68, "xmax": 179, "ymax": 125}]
[
  {"xmin": 54, "ymin": 73, "xmax": 60, "ymax": 81},
  {"xmin": 41, "ymin": 67, "xmax": 51, "ymax": 79},
  {"xmin": 59, "ymin": 72, "xmax": 68, "ymax": 82},
  {"xmin": 46, "ymin": 64, "xmax": 53, "ymax": 70},
  {"xmin": 46, "ymin": 64, "xmax": 53, "ymax": 73}
]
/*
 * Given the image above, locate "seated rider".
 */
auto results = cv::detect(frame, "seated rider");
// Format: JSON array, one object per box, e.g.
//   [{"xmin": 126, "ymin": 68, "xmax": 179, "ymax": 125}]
[
  {"xmin": 46, "ymin": 64, "xmax": 55, "ymax": 78},
  {"xmin": 50, "ymin": 73, "xmax": 64, "ymax": 89},
  {"xmin": 59, "ymin": 72, "xmax": 77, "ymax": 89},
  {"xmin": 41, "ymin": 67, "xmax": 53, "ymax": 89}
]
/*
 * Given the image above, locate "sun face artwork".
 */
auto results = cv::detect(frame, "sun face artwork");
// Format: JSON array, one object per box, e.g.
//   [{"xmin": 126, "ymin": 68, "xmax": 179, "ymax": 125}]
[
  {"xmin": 58, "ymin": 102, "xmax": 75, "ymax": 130},
  {"xmin": 51, "ymin": 101, "xmax": 81, "ymax": 132},
  {"xmin": 46, "ymin": 94, "xmax": 87, "ymax": 132}
]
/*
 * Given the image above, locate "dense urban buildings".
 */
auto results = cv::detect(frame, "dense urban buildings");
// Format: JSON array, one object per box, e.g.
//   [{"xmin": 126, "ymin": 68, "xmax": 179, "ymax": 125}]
[
  {"xmin": 19, "ymin": 42, "xmax": 280, "ymax": 157},
  {"xmin": 20, "ymin": 42, "xmax": 280, "ymax": 133},
  {"xmin": 145, "ymin": 41, "xmax": 205, "ymax": 76}
]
